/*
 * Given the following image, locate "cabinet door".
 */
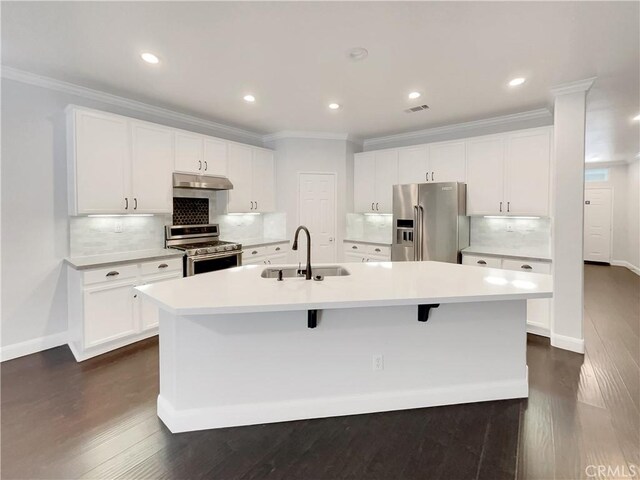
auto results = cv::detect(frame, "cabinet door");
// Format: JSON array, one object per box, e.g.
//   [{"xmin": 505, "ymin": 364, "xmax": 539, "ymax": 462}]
[
  {"xmin": 130, "ymin": 122, "xmax": 173, "ymax": 214},
  {"xmin": 429, "ymin": 141, "xmax": 466, "ymax": 183},
  {"xmin": 73, "ymin": 109, "xmax": 129, "ymax": 214},
  {"xmin": 175, "ymin": 131, "xmax": 204, "ymax": 174},
  {"xmin": 373, "ymin": 150, "xmax": 399, "ymax": 213},
  {"xmin": 344, "ymin": 252, "xmax": 365, "ymax": 263},
  {"xmin": 501, "ymin": 258, "xmax": 551, "ymax": 331},
  {"xmin": 466, "ymin": 137, "xmax": 505, "ymax": 215},
  {"xmin": 139, "ymin": 273, "xmax": 182, "ymax": 331},
  {"xmin": 252, "ymin": 149, "xmax": 276, "ymax": 212},
  {"xmin": 203, "ymin": 137, "xmax": 228, "ymax": 176},
  {"xmin": 266, "ymin": 253, "xmax": 288, "ymax": 265},
  {"xmin": 83, "ymin": 282, "xmax": 136, "ymax": 348},
  {"xmin": 227, "ymin": 143, "xmax": 254, "ymax": 213},
  {"xmin": 398, "ymin": 145, "xmax": 428, "ymax": 184},
  {"xmin": 505, "ymin": 129, "xmax": 551, "ymax": 216},
  {"xmin": 354, "ymin": 152, "xmax": 376, "ymax": 213}
]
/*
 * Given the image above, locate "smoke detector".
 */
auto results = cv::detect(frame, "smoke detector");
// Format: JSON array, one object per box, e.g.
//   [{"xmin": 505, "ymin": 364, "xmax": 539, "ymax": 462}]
[{"xmin": 405, "ymin": 104, "xmax": 430, "ymax": 113}]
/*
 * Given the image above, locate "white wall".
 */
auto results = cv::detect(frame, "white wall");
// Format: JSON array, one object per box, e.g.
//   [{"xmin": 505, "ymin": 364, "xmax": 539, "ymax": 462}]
[
  {"xmin": 0, "ymin": 79, "xmax": 263, "ymax": 353},
  {"xmin": 627, "ymin": 160, "xmax": 640, "ymax": 269},
  {"xmin": 266, "ymin": 137, "xmax": 360, "ymax": 263}
]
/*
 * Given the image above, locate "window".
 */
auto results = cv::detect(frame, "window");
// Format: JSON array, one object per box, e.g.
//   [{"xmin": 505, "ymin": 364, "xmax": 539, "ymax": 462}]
[{"xmin": 585, "ymin": 168, "xmax": 609, "ymax": 182}]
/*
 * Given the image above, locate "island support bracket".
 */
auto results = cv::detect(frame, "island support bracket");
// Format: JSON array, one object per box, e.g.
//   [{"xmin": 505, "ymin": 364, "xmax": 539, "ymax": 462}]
[
  {"xmin": 308, "ymin": 309, "xmax": 319, "ymax": 329},
  {"xmin": 418, "ymin": 304, "xmax": 440, "ymax": 322}
]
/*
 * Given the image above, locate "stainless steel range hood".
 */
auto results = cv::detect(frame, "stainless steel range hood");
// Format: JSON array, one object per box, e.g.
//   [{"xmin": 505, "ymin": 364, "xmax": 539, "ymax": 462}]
[{"xmin": 172, "ymin": 172, "xmax": 233, "ymax": 191}]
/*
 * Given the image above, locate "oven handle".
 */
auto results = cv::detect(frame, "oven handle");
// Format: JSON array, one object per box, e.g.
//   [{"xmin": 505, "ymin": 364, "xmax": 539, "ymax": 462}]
[{"xmin": 189, "ymin": 251, "xmax": 243, "ymax": 262}]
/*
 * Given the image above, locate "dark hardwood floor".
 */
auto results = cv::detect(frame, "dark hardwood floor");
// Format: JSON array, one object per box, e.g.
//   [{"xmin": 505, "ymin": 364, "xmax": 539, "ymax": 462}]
[{"xmin": 2, "ymin": 264, "xmax": 638, "ymax": 480}]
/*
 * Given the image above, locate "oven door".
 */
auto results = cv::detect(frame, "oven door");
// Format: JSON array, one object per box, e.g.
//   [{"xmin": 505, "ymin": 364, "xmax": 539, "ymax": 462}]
[{"xmin": 186, "ymin": 251, "xmax": 242, "ymax": 276}]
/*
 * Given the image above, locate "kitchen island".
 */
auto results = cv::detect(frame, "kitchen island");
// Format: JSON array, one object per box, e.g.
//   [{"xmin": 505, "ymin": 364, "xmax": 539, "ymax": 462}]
[{"xmin": 137, "ymin": 261, "xmax": 552, "ymax": 433}]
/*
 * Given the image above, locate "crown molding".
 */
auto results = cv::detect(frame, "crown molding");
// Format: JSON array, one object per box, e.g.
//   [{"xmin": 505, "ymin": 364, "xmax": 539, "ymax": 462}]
[
  {"xmin": 363, "ymin": 108, "xmax": 552, "ymax": 149},
  {"xmin": 551, "ymin": 77, "xmax": 597, "ymax": 96},
  {"xmin": 263, "ymin": 130, "xmax": 362, "ymax": 144},
  {"xmin": 1, "ymin": 65, "xmax": 265, "ymax": 144}
]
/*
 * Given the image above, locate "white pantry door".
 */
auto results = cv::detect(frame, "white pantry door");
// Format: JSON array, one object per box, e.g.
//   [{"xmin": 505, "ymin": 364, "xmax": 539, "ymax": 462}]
[
  {"xmin": 584, "ymin": 188, "xmax": 612, "ymax": 262},
  {"xmin": 298, "ymin": 173, "xmax": 336, "ymax": 264}
]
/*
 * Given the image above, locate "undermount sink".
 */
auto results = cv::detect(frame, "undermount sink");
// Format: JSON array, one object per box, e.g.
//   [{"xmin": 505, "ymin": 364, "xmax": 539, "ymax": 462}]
[{"xmin": 261, "ymin": 266, "xmax": 351, "ymax": 279}]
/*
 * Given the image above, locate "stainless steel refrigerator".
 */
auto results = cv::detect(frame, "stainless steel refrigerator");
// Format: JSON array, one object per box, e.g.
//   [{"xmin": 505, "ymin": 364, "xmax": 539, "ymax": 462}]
[{"xmin": 391, "ymin": 182, "xmax": 469, "ymax": 263}]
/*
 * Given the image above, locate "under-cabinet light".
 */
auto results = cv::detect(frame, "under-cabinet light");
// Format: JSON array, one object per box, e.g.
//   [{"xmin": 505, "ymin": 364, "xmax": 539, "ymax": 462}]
[
  {"xmin": 483, "ymin": 216, "xmax": 540, "ymax": 220},
  {"xmin": 87, "ymin": 214, "xmax": 154, "ymax": 217}
]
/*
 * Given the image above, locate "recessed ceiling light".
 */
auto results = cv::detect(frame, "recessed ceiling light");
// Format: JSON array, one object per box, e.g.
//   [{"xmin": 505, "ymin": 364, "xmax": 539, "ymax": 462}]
[
  {"xmin": 328, "ymin": 103, "xmax": 341, "ymax": 110},
  {"xmin": 243, "ymin": 94, "xmax": 256, "ymax": 103},
  {"xmin": 348, "ymin": 47, "xmax": 368, "ymax": 62},
  {"xmin": 140, "ymin": 52, "xmax": 159, "ymax": 64},
  {"xmin": 633, "ymin": 113, "xmax": 640, "ymax": 121},
  {"xmin": 508, "ymin": 77, "xmax": 526, "ymax": 87},
  {"xmin": 408, "ymin": 92, "xmax": 421, "ymax": 100}
]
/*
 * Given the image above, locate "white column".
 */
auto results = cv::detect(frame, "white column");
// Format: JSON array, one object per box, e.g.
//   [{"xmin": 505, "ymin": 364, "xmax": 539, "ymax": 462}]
[{"xmin": 550, "ymin": 78, "xmax": 595, "ymax": 354}]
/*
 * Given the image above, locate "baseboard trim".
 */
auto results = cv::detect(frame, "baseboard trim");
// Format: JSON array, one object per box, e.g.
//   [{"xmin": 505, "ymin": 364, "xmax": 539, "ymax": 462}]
[
  {"xmin": 157, "ymin": 376, "xmax": 529, "ymax": 433},
  {"xmin": 0, "ymin": 332, "xmax": 68, "ymax": 362},
  {"xmin": 551, "ymin": 333, "xmax": 585, "ymax": 354},
  {"xmin": 527, "ymin": 323, "xmax": 550, "ymax": 338},
  {"xmin": 610, "ymin": 260, "xmax": 640, "ymax": 276}
]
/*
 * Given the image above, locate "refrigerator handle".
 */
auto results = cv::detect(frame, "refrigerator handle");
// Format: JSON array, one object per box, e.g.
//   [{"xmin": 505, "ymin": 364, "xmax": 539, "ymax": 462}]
[
  {"xmin": 419, "ymin": 205, "xmax": 425, "ymax": 261},
  {"xmin": 413, "ymin": 205, "xmax": 420, "ymax": 261}
]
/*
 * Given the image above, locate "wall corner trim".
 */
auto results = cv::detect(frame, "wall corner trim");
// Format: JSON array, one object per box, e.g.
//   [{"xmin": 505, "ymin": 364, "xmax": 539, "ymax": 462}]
[
  {"xmin": 1, "ymin": 65, "xmax": 265, "ymax": 144},
  {"xmin": 550, "ymin": 333, "xmax": 585, "ymax": 354},
  {"xmin": 0, "ymin": 331, "xmax": 68, "ymax": 362},
  {"xmin": 610, "ymin": 260, "xmax": 640, "ymax": 276},
  {"xmin": 550, "ymin": 77, "xmax": 597, "ymax": 96}
]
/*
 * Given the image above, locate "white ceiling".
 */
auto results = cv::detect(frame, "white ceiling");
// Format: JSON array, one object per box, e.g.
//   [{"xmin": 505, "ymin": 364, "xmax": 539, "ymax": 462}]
[{"xmin": 2, "ymin": 2, "xmax": 639, "ymax": 161}]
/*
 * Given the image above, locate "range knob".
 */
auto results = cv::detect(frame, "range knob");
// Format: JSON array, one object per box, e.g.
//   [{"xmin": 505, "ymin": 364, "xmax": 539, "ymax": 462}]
[
  {"xmin": 196, "ymin": 248, "xmax": 207, "ymax": 255},
  {"xmin": 225, "ymin": 245, "xmax": 233, "ymax": 251}
]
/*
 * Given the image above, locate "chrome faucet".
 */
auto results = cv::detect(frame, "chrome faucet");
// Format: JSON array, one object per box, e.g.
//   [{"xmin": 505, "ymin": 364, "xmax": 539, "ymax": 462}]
[{"xmin": 292, "ymin": 225, "xmax": 312, "ymax": 280}]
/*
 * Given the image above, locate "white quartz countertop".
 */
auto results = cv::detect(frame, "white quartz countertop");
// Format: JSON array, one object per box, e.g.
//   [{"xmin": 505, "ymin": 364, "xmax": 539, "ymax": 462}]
[
  {"xmin": 65, "ymin": 249, "xmax": 184, "ymax": 270},
  {"xmin": 463, "ymin": 246, "xmax": 552, "ymax": 262},
  {"xmin": 137, "ymin": 260, "xmax": 552, "ymax": 316}
]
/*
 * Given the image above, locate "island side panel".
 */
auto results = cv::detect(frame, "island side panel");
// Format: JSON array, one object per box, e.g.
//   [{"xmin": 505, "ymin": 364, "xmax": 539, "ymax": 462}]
[{"xmin": 157, "ymin": 300, "xmax": 527, "ymax": 433}]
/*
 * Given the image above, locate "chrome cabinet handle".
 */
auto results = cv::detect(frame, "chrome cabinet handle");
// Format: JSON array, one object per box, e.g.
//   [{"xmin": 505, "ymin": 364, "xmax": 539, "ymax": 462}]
[
  {"xmin": 255, "ymin": 201, "xmax": 258, "ymax": 210},
  {"xmin": 376, "ymin": 203, "xmax": 379, "ymax": 211},
  {"xmin": 250, "ymin": 201, "xmax": 254, "ymax": 210},
  {"xmin": 275, "ymin": 247, "xmax": 281, "ymax": 251},
  {"xmin": 204, "ymin": 161, "xmax": 208, "ymax": 171},
  {"xmin": 477, "ymin": 260, "xmax": 487, "ymax": 265},
  {"xmin": 521, "ymin": 264, "xmax": 533, "ymax": 270},
  {"xmin": 426, "ymin": 172, "xmax": 429, "ymax": 182},
  {"xmin": 499, "ymin": 202, "xmax": 502, "ymax": 212},
  {"xmin": 134, "ymin": 198, "xmax": 138, "ymax": 210},
  {"xmin": 375, "ymin": 248, "xmax": 381, "ymax": 252},
  {"xmin": 361, "ymin": 257, "xmax": 366, "ymax": 262},
  {"xmin": 158, "ymin": 263, "xmax": 168, "ymax": 269},
  {"xmin": 507, "ymin": 201, "xmax": 510, "ymax": 212},
  {"xmin": 125, "ymin": 198, "xmax": 129, "ymax": 210},
  {"xmin": 352, "ymin": 245, "xmax": 358, "ymax": 250},
  {"xmin": 431, "ymin": 171, "xmax": 434, "ymax": 181},
  {"xmin": 252, "ymin": 250, "xmax": 258, "ymax": 255},
  {"xmin": 198, "ymin": 160, "xmax": 202, "ymax": 170},
  {"xmin": 106, "ymin": 271, "xmax": 120, "ymax": 277},
  {"xmin": 371, "ymin": 202, "xmax": 375, "ymax": 211}
]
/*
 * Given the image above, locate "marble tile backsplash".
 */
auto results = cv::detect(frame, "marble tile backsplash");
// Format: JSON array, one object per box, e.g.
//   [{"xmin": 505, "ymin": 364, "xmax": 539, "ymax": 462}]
[
  {"xmin": 470, "ymin": 217, "xmax": 551, "ymax": 251},
  {"xmin": 346, "ymin": 213, "xmax": 393, "ymax": 243},
  {"xmin": 214, "ymin": 212, "xmax": 287, "ymax": 241},
  {"xmin": 70, "ymin": 215, "xmax": 170, "ymax": 257}
]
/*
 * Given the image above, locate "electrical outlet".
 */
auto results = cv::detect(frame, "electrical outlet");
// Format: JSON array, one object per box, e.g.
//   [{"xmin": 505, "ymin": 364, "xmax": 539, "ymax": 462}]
[
  {"xmin": 114, "ymin": 221, "xmax": 123, "ymax": 233},
  {"xmin": 373, "ymin": 354, "xmax": 384, "ymax": 371}
]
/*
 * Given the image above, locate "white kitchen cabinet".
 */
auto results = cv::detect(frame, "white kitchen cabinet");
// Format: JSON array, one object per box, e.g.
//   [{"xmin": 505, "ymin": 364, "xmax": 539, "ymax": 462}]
[
  {"xmin": 242, "ymin": 243, "xmax": 288, "ymax": 265},
  {"xmin": 130, "ymin": 121, "xmax": 173, "ymax": 214},
  {"xmin": 398, "ymin": 145, "xmax": 428, "ymax": 184},
  {"xmin": 67, "ymin": 257, "xmax": 183, "ymax": 361},
  {"xmin": 461, "ymin": 254, "xmax": 502, "ymax": 268},
  {"xmin": 353, "ymin": 151, "xmax": 398, "ymax": 213},
  {"xmin": 343, "ymin": 242, "xmax": 391, "ymax": 262},
  {"xmin": 466, "ymin": 136, "xmax": 506, "ymax": 215},
  {"xmin": 203, "ymin": 137, "xmax": 228, "ymax": 176},
  {"xmin": 505, "ymin": 129, "xmax": 551, "ymax": 216},
  {"xmin": 227, "ymin": 144, "xmax": 276, "ymax": 213},
  {"xmin": 174, "ymin": 131, "xmax": 204, "ymax": 174},
  {"xmin": 428, "ymin": 141, "xmax": 466, "ymax": 183},
  {"xmin": 68, "ymin": 108, "xmax": 130, "ymax": 214}
]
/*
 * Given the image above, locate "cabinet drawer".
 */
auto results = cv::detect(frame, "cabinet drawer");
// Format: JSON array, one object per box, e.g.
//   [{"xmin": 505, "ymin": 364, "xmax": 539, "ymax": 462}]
[
  {"xmin": 83, "ymin": 263, "xmax": 139, "ymax": 285},
  {"xmin": 244, "ymin": 246, "xmax": 267, "ymax": 259},
  {"xmin": 267, "ymin": 243, "xmax": 288, "ymax": 255},
  {"xmin": 366, "ymin": 244, "xmax": 390, "ymax": 257},
  {"xmin": 462, "ymin": 254, "xmax": 502, "ymax": 268},
  {"xmin": 502, "ymin": 259, "xmax": 551, "ymax": 274},
  {"xmin": 344, "ymin": 242, "xmax": 364, "ymax": 253},
  {"xmin": 140, "ymin": 257, "xmax": 183, "ymax": 276}
]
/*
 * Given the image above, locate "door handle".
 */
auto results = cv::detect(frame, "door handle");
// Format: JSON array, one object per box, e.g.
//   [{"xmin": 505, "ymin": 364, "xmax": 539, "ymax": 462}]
[
  {"xmin": 158, "ymin": 263, "xmax": 168, "ymax": 269},
  {"xmin": 134, "ymin": 198, "xmax": 138, "ymax": 210},
  {"xmin": 329, "ymin": 238, "xmax": 334, "ymax": 242},
  {"xmin": 477, "ymin": 260, "xmax": 487, "ymax": 265},
  {"xmin": 250, "ymin": 201, "xmax": 254, "ymax": 210},
  {"xmin": 376, "ymin": 203, "xmax": 379, "ymax": 211},
  {"xmin": 255, "ymin": 201, "xmax": 258, "ymax": 210},
  {"xmin": 252, "ymin": 250, "xmax": 258, "ymax": 255},
  {"xmin": 521, "ymin": 264, "xmax": 533, "ymax": 270},
  {"xmin": 375, "ymin": 248, "xmax": 381, "ymax": 253},
  {"xmin": 499, "ymin": 201, "xmax": 503, "ymax": 212},
  {"xmin": 426, "ymin": 172, "xmax": 429, "ymax": 182},
  {"xmin": 431, "ymin": 171, "xmax": 434, "ymax": 181},
  {"xmin": 275, "ymin": 247, "xmax": 281, "ymax": 251},
  {"xmin": 352, "ymin": 245, "xmax": 358, "ymax": 250},
  {"xmin": 125, "ymin": 197, "xmax": 128, "ymax": 210},
  {"xmin": 371, "ymin": 202, "xmax": 375, "ymax": 211},
  {"xmin": 106, "ymin": 271, "xmax": 120, "ymax": 277},
  {"xmin": 198, "ymin": 160, "xmax": 202, "ymax": 170},
  {"xmin": 419, "ymin": 206, "xmax": 425, "ymax": 261},
  {"xmin": 413, "ymin": 205, "xmax": 420, "ymax": 261},
  {"xmin": 204, "ymin": 161, "xmax": 208, "ymax": 171},
  {"xmin": 507, "ymin": 201, "xmax": 510, "ymax": 212}
]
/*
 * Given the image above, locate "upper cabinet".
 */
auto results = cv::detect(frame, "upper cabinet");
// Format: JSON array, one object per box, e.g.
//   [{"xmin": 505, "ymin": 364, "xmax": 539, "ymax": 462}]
[
  {"xmin": 174, "ymin": 131, "xmax": 204, "ymax": 174},
  {"xmin": 203, "ymin": 137, "xmax": 228, "ymax": 176},
  {"xmin": 354, "ymin": 150, "xmax": 398, "ymax": 213},
  {"xmin": 355, "ymin": 126, "xmax": 552, "ymax": 217},
  {"xmin": 68, "ymin": 107, "xmax": 172, "ymax": 215},
  {"xmin": 227, "ymin": 144, "xmax": 275, "ymax": 213}
]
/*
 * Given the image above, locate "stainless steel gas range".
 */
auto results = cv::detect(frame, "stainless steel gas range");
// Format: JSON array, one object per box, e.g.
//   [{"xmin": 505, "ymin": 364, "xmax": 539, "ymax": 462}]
[{"xmin": 165, "ymin": 224, "xmax": 242, "ymax": 276}]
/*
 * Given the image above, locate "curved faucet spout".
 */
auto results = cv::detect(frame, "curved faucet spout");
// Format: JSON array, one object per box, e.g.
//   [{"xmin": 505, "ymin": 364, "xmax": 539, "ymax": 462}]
[{"xmin": 292, "ymin": 225, "xmax": 312, "ymax": 280}]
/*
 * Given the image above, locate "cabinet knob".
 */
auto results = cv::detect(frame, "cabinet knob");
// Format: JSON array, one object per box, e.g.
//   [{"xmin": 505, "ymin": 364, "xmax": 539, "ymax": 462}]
[
  {"xmin": 521, "ymin": 264, "xmax": 532, "ymax": 270},
  {"xmin": 252, "ymin": 250, "xmax": 258, "ymax": 255},
  {"xmin": 477, "ymin": 260, "xmax": 487, "ymax": 265},
  {"xmin": 275, "ymin": 247, "xmax": 281, "ymax": 251},
  {"xmin": 158, "ymin": 263, "xmax": 168, "ymax": 269},
  {"xmin": 375, "ymin": 248, "xmax": 381, "ymax": 252},
  {"xmin": 133, "ymin": 294, "xmax": 138, "ymax": 299},
  {"xmin": 106, "ymin": 271, "xmax": 120, "ymax": 277},
  {"xmin": 352, "ymin": 245, "xmax": 358, "ymax": 250}
]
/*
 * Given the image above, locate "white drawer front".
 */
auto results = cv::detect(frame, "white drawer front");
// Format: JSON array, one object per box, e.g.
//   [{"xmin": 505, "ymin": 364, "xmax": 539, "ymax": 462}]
[
  {"xmin": 245, "ymin": 246, "xmax": 267, "ymax": 258},
  {"xmin": 502, "ymin": 259, "xmax": 551, "ymax": 274},
  {"xmin": 140, "ymin": 257, "xmax": 183, "ymax": 276},
  {"xmin": 366, "ymin": 244, "xmax": 390, "ymax": 257},
  {"xmin": 462, "ymin": 254, "xmax": 502, "ymax": 268},
  {"xmin": 344, "ymin": 242, "xmax": 364, "ymax": 253},
  {"xmin": 267, "ymin": 243, "xmax": 288, "ymax": 255},
  {"xmin": 83, "ymin": 263, "xmax": 139, "ymax": 285}
]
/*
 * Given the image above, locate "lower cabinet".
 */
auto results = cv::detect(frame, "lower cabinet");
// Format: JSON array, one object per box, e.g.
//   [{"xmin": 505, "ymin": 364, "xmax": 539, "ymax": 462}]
[
  {"xmin": 242, "ymin": 242, "xmax": 289, "ymax": 266},
  {"xmin": 462, "ymin": 253, "xmax": 552, "ymax": 336},
  {"xmin": 343, "ymin": 242, "xmax": 391, "ymax": 262},
  {"xmin": 67, "ymin": 257, "xmax": 183, "ymax": 361}
]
